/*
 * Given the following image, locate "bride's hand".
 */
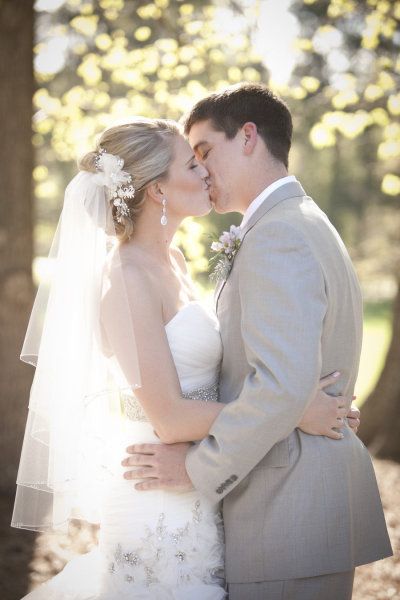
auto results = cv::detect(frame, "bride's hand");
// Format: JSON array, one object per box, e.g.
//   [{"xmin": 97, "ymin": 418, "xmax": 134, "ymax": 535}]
[{"xmin": 298, "ymin": 372, "xmax": 357, "ymax": 440}]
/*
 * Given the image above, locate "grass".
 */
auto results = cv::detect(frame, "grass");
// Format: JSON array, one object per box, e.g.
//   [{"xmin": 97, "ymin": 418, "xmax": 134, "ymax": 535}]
[{"xmin": 356, "ymin": 301, "xmax": 393, "ymax": 405}]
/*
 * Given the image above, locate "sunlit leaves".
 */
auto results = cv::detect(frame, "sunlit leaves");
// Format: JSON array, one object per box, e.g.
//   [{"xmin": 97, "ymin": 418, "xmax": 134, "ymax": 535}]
[
  {"xmin": 33, "ymin": 165, "xmax": 49, "ymax": 182},
  {"xmin": 174, "ymin": 218, "xmax": 208, "ymax": 278},
  {"xmin": 301, "ymin": 76, "xmax": 320, "ymax": 93},
  {"xmin": 310, "ymin": 123, "xmax": 336, "ymax": 148},
  {"xmin": 137, "ymin": 4, "xmax": 162, "ymax": 19},
  {"xmin": 33, "ymin": 0, "xmax": 269, "ymax": 270},
  {"xmin": 134, "ymin": 26, "xmax": 152, "ymax": 42},
  {"xmin": 310, "ymin": 108, "xmax": 375, "ymax": 148},
  {"xmin": 365, "ymin": 84, "xmax": 384, "ymax": 102},
  {"xmin": 95, "ymin": 33, "xmax": 113, "ymax": 51},
  {"xmin": 388, "ymin": 93, "xmax": 400, "ymax": 116},
  {"xmin": 77, "ymin": 54, "xmax": 102, "ymax": 85},
  {"xmin": 70, "ymin": 15, "xmax": 99, "ymax": 37},
  {"xmin": 293, "ymin": 0, "xmax": 400, "ymax": 197},
  {"xmin": 382, "ymin": 174, "xmax": 400, "ymax": 196},
  {"xmin": 332, "ymin": 89, "xmax": 359, "ymax": 109},
  {"xmin": 327, "ymin": 0, "xmax": 356, "ymax": 19},
  {"xmin": 370, "ymin": 107, "xmax": 390, "ymax": 127}
]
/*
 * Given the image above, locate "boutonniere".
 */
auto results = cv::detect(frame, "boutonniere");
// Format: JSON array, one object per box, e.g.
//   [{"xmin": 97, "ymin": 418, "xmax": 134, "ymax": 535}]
[{"xmin": 209, "ymin": 225, "xmax": 243, "ymax": 283}]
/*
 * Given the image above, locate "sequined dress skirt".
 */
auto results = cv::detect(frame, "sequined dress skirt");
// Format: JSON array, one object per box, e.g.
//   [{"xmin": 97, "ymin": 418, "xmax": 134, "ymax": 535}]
[{"xmin": 21, "ymin": 384, "xmax": 225, "ymax": 600}]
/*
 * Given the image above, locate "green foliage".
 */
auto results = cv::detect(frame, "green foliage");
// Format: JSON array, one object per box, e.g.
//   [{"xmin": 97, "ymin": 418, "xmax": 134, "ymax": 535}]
[
  {"xmin": 290, "ymin": 0, "xmax": 400, "ymax": 198},
  {"xmin": 33, "ymin": 0, "xmax": 267, "ymax": 273},
  {"xmin": 33, "ymin": 0, "xmax": 400, "ymax": 285}
]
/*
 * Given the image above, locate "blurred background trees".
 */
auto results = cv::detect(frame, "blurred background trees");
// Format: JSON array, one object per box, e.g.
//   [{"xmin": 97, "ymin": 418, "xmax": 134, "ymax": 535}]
[
  {"xmin": 30, "ymin": 0, "xmax": 400, "ymax": 455},
  {"xmin": 1, "ymin": 0, "xmax": 399, "ymax": 491},
  {"xmin": 0, "ymin": 0, "xmax": 34, "ymax": 493},
  {"xmin": 1, "ymin": 0, "xmax": 399, "ymax": 597},
  {"xmin": 289, "ymin": 0, "xmax": 400, "ymax": 458}
]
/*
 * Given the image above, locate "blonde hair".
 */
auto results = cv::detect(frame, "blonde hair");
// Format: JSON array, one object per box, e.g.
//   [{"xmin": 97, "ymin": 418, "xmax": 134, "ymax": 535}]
[{"xmin": 79, "ymin": 118, "xmax": 181, "ymax": 242}]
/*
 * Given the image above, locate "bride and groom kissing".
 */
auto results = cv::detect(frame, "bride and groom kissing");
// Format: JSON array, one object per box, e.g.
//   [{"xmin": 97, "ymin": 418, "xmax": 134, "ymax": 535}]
[{"xmin": 14, "ymin": 83, "xmax": 391, "ymax": 599}]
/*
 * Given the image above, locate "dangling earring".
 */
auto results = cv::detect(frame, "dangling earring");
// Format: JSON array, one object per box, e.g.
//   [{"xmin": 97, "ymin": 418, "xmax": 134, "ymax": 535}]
[{"xmin": 161, "ymin": 197, "xmax": 168, "ymax": 226}]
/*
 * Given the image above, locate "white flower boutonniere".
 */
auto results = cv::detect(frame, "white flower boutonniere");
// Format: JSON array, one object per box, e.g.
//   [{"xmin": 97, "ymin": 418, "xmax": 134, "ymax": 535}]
[{"xmin": 209, "ymin": 225, "xmax": 243, "ymax": 283}]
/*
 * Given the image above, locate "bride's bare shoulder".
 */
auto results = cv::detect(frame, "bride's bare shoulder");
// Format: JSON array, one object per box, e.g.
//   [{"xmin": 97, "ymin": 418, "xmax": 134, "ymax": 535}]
[{"xmin": 106, "ymin": 246, "xmax": 161, "ymax": 302}]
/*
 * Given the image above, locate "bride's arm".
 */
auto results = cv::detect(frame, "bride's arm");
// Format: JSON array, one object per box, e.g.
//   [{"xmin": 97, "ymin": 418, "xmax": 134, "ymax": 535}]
[{"xmin": 101, "ymin": 262, "xmax": 223, "ymax": 444}]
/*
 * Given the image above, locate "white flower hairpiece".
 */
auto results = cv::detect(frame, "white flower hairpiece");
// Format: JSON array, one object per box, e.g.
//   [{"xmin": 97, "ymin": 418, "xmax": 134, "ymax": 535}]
[
  {"xmin": 94, "ymin": 148, "xmax": 135, "ymax": 223},
  {"xmin": 209, "ymin": 225, "xmax": 243, "ymax": 283}
]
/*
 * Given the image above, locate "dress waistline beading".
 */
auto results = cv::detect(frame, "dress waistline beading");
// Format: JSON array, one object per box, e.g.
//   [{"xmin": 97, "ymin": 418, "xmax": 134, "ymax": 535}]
[{"xmin": 121, "ymin": 382, "xmax": 219, "ymax": 422}]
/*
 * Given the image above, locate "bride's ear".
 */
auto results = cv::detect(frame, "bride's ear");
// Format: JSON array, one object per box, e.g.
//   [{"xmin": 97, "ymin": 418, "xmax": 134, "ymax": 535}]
[{"xmin": 146, "ymin": 181, "xmax": 165, "ymax": 206}]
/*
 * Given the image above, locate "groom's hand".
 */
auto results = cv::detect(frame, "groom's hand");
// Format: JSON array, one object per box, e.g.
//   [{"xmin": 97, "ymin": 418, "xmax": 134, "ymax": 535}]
[{"xmin": 121, "ymin": 442, "xmax": 194, "ymax": 492}]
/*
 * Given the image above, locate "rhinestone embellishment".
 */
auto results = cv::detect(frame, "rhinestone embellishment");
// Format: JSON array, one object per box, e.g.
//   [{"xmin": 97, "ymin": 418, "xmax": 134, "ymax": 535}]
[
  {"xmin": 106, "ymin": 498, "xmax": 224, "ymax": 588},
  {"xmin": 121, "ymin": 382, "xmax": 219, "ymax": 422}
]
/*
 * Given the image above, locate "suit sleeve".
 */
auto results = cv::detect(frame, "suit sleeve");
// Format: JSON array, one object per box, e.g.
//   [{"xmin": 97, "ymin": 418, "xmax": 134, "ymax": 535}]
[{"xmin": 186, "ymin": 220, "xmax": 328, "ymax": 502}]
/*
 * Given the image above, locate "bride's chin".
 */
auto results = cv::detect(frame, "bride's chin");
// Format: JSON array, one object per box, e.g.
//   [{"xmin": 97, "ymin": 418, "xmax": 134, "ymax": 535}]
[{"xmin": 192, "ymin": 199, "xmax": 213, "ymax": 217}]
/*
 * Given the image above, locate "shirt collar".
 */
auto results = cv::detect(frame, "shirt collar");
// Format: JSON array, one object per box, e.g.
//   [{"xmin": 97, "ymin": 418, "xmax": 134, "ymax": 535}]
[{"xmin": 240, "ymin": 175, "xmax": 297, "ymax": 229}]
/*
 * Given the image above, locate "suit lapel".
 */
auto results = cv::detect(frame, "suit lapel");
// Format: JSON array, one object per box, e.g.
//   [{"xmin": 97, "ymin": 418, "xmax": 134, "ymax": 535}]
[{"xmin": 215, "ymin": 181, "xmax": 306, "ymax": 311}]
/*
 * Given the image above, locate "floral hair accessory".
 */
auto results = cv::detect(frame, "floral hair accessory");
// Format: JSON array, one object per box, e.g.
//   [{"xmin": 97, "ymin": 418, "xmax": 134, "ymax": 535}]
[
  {"xmin": 94, "ymin": 148, "xmax": 135, "ymax": 223},
  {"xmin": 209, "ymin": 225, "xmax": 243, "ymax": 283}
]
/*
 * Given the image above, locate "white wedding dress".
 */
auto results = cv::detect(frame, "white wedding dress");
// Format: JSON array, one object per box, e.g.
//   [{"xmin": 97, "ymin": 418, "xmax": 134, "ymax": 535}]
[{"xmin": 23, "ymin": 301, "xmax": 226, "ymax": 600}]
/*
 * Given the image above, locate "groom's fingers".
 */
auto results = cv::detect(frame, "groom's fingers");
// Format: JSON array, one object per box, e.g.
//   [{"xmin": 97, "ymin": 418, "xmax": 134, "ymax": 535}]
[
  {"xmin": 134, "ymin": 479, "xmax": 165, "ymax": 491},
  {"xmin": 123, "ymin": 467, "xmax": 155, "ymax": 480},
  {"xmin": 319, "ymin": 371, "xmax": 341, "ymax": 389},
  {"xmin": 121, "ymin": 453, "xmax": 154, "ymax": 467},
  {"xmin": 125, "ymin": 443, "xmax": 157, "ymax": 455}
]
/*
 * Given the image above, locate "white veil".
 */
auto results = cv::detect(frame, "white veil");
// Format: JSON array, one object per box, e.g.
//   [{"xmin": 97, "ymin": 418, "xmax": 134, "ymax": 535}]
[{"xmin": 12, "ymin": 156, "xmax": 141, "ymax": 531}]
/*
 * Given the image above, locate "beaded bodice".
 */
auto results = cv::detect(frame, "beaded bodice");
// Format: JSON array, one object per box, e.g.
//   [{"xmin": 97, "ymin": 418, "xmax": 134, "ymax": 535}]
[{"xmin": 121, "ymin": 301, "xmax": 222, "ymax": 421}]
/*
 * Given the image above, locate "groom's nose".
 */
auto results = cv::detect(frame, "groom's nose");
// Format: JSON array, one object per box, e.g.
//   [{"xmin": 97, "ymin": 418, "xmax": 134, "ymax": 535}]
[{"xmin": 199, "ymin": 163, "xmax": 209, "ymax": 179}]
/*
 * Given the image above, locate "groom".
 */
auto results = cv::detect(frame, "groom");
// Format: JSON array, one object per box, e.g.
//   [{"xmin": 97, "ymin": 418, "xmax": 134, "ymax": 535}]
[{"xmin": 123, "ymin": 84, "xmax": 392, "ymax": 598}]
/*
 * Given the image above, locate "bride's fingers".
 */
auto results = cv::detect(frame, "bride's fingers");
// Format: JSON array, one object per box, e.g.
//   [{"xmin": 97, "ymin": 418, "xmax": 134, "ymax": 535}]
[
  {"xmin": 347, "ymin": 404, "xmax": 360, "ymax": 419},
  {"xmin": 318, "ymin": 371, "xmax": 341, "ymax": 390},
  {"xmin": 347, "ymin": 418, "xmax": 360, "ymax": 431},
  {"xmin": 324, "ymin": 428, "xmax": 344, "ymax": 440},
  {"xmin": 336, "ymin": 406, "xmax": 348, "ymax": 419}
]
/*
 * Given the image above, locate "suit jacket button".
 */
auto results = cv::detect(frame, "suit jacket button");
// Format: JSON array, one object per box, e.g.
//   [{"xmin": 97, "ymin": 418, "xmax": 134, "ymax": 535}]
[{"xmin": 216, "ymin": 487, "xmax": 223, "ymax": 494}]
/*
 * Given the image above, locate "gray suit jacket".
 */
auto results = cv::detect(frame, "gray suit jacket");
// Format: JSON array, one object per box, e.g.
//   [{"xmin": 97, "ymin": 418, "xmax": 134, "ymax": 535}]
[{"xmin": 186, "ymin": 181, "xmax": 392, "ymax": 583}]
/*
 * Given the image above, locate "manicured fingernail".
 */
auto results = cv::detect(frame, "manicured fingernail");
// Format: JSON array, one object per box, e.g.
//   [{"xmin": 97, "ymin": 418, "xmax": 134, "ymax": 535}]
[
  {"xmin": 121, "ymin": 459, "xmax": 127, "ymax": 466},
  {"xmin": 333, "ymin": 371, "xmax": 340, "ymax": 377},
  {"xmin": 352, "ymin": 395, "xmax": 357, "ymax": 399},
  {"xmin": 339, "ymin": 433, "xmax": 344, "ymax": 438}
]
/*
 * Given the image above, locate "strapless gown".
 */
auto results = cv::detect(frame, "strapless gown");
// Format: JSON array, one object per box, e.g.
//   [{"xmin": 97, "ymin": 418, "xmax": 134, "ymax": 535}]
[{"xmin": 22, "ymin": 301, "xmax": 226, "ymax": 600}]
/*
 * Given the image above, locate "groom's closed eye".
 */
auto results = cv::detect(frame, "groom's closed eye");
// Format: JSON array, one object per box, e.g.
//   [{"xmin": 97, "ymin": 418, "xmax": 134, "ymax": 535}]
[{"xmin": 193, "ymin": 142, "xmax": 211, "ymax": 162}]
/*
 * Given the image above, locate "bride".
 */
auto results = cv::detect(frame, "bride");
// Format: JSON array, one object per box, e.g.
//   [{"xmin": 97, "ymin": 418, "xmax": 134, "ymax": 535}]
[{"xmin": 12, "ymin": 118, "xmax": 357, "ymax": 599}]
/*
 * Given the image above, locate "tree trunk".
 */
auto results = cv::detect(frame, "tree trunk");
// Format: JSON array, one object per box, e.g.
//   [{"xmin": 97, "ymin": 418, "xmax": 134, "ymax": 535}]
[
  {"xmin": 0, "ymin": 0, "xmax": 34, "ymax": 494},
  {"xmin": 359, "ymin": 280, "xmax": 400, "ymax": 461}
]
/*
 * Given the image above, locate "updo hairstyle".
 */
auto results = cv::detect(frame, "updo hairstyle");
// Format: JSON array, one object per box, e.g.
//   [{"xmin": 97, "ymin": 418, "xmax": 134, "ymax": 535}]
[{"xmin": 78, "ymin": 118, "xmax": 180, "ymax": 242}]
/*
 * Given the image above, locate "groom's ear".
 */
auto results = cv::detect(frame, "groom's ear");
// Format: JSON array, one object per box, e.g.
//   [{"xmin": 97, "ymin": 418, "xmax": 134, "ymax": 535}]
[{"xmin": 242, "ymin": 122, "xmax": 258, "ymax": 155}]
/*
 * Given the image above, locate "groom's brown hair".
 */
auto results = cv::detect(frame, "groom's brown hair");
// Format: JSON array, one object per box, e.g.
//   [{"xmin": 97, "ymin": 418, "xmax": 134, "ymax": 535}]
[{"xmin": 183, "ymin": 83, "xmax": 293, "ymax": 168}]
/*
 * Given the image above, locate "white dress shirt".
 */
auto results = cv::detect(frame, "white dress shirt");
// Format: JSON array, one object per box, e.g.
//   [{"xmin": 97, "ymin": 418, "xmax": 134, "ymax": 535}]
[{"xmin": 240, "ymin": 175, "xmax": 298, "ymax": 229}]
